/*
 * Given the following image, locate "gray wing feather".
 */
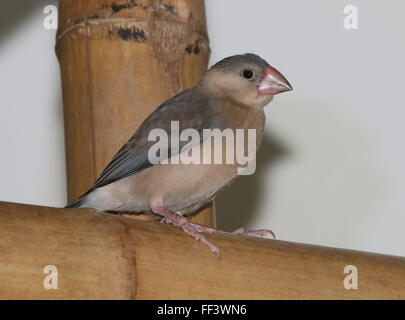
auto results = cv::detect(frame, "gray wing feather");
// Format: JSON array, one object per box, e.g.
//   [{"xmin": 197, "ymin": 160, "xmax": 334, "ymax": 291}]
[{"xmin": 90, "ymin": 88, "xmax": 227, "ymax": 190}]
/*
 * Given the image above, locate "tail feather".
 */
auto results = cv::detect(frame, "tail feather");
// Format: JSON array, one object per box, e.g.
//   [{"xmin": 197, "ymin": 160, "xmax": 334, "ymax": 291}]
[{"xmin": 65, "ymin": 190, "xmax": 91, "ymax": 208}]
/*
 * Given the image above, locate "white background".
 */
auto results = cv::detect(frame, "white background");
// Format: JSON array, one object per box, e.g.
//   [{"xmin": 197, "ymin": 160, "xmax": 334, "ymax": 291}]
[{"xmin": 1, "ymin": 1, "xmax": 404, "ymax": 256}]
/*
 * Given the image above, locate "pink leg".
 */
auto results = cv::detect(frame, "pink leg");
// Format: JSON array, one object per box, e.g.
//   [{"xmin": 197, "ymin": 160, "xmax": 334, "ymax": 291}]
[{"xmin": 152, "ymin": 206, "xmax": 221, "ymax": 259}]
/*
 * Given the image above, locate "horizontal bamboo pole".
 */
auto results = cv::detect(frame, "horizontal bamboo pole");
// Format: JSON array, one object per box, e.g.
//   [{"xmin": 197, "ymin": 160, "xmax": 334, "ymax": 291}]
[{"xmin": 0, "ymin": 201, "xmax": 404, "ymax": 299}]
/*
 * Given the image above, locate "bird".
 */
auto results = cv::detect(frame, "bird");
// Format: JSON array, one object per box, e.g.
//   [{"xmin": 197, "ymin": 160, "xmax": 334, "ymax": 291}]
[{"xmin": 66, "ymin": 53, "xmax": 292, "ymax": 258}]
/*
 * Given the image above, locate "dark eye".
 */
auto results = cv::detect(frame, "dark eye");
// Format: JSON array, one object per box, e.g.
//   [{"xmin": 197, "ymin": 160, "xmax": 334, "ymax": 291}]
[{"xmin": 242, "ymin": 69, "xmax": 255, "ymax": 80}]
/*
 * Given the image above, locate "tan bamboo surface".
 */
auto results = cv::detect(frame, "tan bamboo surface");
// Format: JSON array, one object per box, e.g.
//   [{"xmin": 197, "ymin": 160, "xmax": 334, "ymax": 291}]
[
  {"xmin": 56, "ymin": 0, "xmax": 213, "ymax": 226},
  {"xmin": 0, "ymin": 201, "xmax": 404, "ymax": 299}
]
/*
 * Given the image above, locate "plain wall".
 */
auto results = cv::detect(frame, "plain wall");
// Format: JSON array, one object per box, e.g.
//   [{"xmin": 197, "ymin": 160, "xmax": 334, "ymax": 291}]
[{"xmin": 0, "ymin": 1, "xmax": 404, "ymax": 256}]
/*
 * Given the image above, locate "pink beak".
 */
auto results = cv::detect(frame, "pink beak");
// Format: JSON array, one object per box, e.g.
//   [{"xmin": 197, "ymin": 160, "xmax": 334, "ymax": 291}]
[{"xmin": 258, "ymin": 66, "xmax": 292, "ymax": 96}]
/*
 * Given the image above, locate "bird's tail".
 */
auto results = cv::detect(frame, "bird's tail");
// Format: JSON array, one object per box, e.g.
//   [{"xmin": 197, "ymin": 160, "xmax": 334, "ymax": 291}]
[{"xmin": 65, "ymin": 191, "xmax": 91, "ymax": 208}]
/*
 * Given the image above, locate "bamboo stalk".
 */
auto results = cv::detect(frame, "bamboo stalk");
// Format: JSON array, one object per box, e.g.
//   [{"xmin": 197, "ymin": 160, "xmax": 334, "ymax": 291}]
[
  {"xmin": 56, "ymin": 0, "xmax": 213, "ymax": 226},
  {"xmin": 0, "ymin": 201, "xmax": 404, "ymax": 299}
]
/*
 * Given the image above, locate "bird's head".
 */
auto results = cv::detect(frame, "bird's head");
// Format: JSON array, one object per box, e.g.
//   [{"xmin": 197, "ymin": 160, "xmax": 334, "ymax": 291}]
[{"xmin": 201, "ymin": 53, "xmax": 292, "ymax": 108}]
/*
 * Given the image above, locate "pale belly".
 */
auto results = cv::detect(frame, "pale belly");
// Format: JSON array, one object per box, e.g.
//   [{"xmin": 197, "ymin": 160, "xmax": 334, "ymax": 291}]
[{"xmin": 83, "ymin": 140, "xmax": 241, "ymax": 215}]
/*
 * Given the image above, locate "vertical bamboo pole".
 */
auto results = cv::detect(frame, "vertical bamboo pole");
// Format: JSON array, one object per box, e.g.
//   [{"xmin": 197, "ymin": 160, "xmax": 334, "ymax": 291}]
[{"xmin": 56, "ymin": 0, "xmax": 213, "ymax": 226}]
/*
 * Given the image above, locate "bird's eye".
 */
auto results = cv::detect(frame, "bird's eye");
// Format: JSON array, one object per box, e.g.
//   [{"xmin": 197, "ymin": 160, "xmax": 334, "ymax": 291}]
[{"xmin": 242, "ymin": 69, "xmax": 255, "ymax": 80}]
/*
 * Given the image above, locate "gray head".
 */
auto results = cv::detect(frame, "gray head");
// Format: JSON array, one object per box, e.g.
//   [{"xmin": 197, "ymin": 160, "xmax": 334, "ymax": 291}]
[
  {"xmin": 210, "ymin": 53, "xmax": 270, "ymax": 86},
  {"xmin": 201, "ymin": 53, "xmax": 292, "ymax": 108}
]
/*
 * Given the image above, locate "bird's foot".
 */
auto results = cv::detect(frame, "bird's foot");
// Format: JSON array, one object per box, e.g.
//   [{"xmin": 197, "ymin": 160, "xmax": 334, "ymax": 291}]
[
  {"xmin": 189, "ymin": 222, "xmax": 276, "ymax": 239},
  {"xmin": 232, "ymin": 227, "xmax": 276, "ymax": 239},
  {"xmin": 188, "ymin": 223, "xmax": 220, "ymax": 234},
  {"xmin": 153, "ymin": 206, "xmax": 221, "ymax": 259}
]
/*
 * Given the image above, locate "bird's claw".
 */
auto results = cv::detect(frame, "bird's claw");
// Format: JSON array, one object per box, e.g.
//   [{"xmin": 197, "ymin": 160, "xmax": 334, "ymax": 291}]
[
  {"xmin": 154, "ymin": 206, "xmax": 221, "ymax": 259},
  {"xmin": 232, "ymin": 227, "xmax": 276, "ymax": 239},
  {"xmin": 156, "ymin": 207, "xmax": 272, "ymax": 259}
]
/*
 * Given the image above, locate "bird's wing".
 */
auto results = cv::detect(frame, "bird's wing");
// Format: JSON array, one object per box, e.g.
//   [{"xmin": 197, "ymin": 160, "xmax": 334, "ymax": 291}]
[{"xmin": 91, "ymin": 89, "xmax": 228, "ymax": 190}]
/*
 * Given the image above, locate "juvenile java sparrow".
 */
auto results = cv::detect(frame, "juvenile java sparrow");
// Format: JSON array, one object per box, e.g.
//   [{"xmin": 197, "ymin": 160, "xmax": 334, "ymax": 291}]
[{"xmin": 66, "ymin": 53, "xmax": 292, "ymax": 257}]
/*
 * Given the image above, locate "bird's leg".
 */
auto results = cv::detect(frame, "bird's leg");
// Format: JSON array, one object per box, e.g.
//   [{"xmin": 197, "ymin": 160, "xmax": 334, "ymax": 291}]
[{"xmin": 151, "ymin": 205, "xmax": 221, "ymax": 259}]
